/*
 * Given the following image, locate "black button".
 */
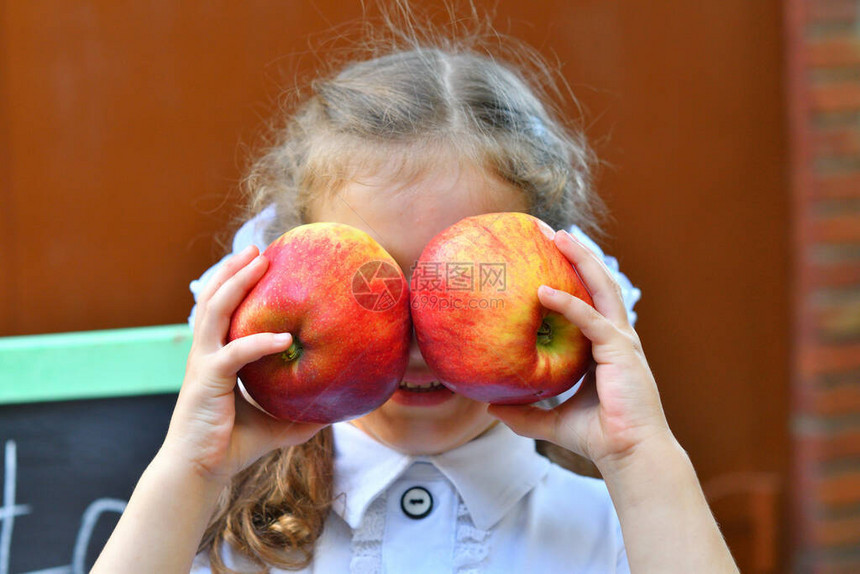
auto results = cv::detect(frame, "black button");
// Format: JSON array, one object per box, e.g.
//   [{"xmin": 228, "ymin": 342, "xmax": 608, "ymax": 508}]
[{"xmin": 400, "ymin": 486, "xmax": 433, "ymax": 519}]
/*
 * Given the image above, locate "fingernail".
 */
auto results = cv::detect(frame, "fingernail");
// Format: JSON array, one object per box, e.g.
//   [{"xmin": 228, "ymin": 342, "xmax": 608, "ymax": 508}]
[
  {"xmin": 274, "ymin": 332, "xmax": 292, "ymax": 343},
  {"xmin": 538, "ymin": 285, "xmax": 555, "ymax": 296},
  {"xmin": 536, "ymin": 219, "xmax": 556, "ymax": 240}
]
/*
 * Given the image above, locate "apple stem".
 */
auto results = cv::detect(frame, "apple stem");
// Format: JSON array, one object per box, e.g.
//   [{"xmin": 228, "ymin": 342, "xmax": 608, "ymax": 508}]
[
  {"xmin": 281, "ymin": 341, "xmax": 302, "ymax": 362},
  {"xmin": 537, "ymin": 320, "xmax": 553, "ymax": 346}
]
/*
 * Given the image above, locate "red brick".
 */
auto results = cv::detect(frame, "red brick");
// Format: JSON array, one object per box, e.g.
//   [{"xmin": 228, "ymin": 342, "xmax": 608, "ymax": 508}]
[
  {"xmin": 811, "ymin": 83, "xmax": 860, "ymax": 112},
  {"xmin": 813, "ymin": 512, "xmax": 860, "ymax": 546},
  {"xmin": 800, "ymin": 343, "xmax": 860, "ymax": 376},
  {"xmin": 812, "ymin": 127, "xmax": 860, "ymax": 158},
  {"xmin": 816, "ymin": 173, "xmax": 860, "ymax": 200},
  {"xmin": 810, "ymin": 212, "xmax": 860, "ymax": 243},
  {"xmin": 813, "ymin": 427, "xmax": 860, "ymax": 460},
  {"xmin": 808, "ymin": 0, "xmax": 858, "ymax": 24},
  {"xmin": 793, "ymin": 0, "xmax": 860, "ymax": 568},
  {"xmin": 816, "ymin": 471, "xmax": 860, "ymax": 506},
  {"xmin": 808, "ymin": 37, "xmax": 860, "ymax": 67},
  {"xmin": 814, "ymin": 296, "xmax": 860, "ymax": 339},
  {"xmin": 808, "ymin": 260, "xmax": 860, "ymax": 288},
  {"xmin": 820, "ymin": 556, "xmax": 860, "ymax": 574},
  {"xmin": 812, "ymin": 385, "xmax": 860, "ymax": 416}
]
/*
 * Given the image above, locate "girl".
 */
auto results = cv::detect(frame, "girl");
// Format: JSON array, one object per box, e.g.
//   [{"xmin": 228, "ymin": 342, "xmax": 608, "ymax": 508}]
[{"xmin": 94, "ymin": 30, "xmax": 738, "ymax": 574}]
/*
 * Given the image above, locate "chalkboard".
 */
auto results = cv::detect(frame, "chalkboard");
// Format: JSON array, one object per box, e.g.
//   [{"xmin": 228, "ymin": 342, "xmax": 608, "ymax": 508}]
[
  {"xmin": 0, "ymin": 324, "xmax": 192, "ymax": 573},
  {"xmin": 0, "ymin": 394, "xmax": 176, "ymax": 573}
]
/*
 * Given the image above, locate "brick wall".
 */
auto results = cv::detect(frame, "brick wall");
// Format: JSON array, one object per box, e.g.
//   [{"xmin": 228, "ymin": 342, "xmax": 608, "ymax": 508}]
[{"xmin": 788, "ymin": 1, "xmax": 860, "ymax": 572}]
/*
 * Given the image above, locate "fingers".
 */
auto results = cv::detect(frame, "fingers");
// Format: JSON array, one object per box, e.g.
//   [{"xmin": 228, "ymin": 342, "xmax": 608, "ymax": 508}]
[
  {"xmin": 196, "ymin": 253, "xmax": 270, "ymax": 350},
  {"xmin": 232, "ymin": 385, "xmax": 327, "ymax": 464},
  {"xmin": 267, "ymin": 420, "xmax": 327, "ymax": 450},
  {"xmin": 487, "ymin": 403, "xmax": 558, "ymax": 443},
  {"xmin": 552, "ymin": 230, "xmax": 629, "ymax": 326},
  {"xmin": 233, "ymin": 382, "xmax": 325, "ymax": 439},
  {"xmin": 196, "ymin": 246, "xmax": 260, "ymax": 308},
  {"xmin": 538, "ymin": 285, "xmax": 617, "ymax": 346},
  {"xmin": 208, "ymin": 332, "xmax": 293, "ymax": 380}
]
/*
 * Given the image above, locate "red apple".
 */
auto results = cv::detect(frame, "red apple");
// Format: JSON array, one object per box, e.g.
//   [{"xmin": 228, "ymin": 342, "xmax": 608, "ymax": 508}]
[
  {"xmin": 228, "ymin": 222, "xmax": 411, "ymax": 423},
  {"xmin": 410, "ymin": 212, "xmax": 594, "ymax": 404}
]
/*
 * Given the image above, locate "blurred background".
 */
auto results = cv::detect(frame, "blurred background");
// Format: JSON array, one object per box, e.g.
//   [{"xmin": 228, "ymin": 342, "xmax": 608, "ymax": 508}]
[{"xmin": 0, "ymin": 1, "xmax": 858, "ymax": 572}]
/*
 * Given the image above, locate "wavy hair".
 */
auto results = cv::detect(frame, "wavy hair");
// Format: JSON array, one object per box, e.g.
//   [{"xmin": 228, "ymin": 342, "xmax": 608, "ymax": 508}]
[{"xmin": 201, "ymin": 6, "xmax": 604, "ymax": 572}]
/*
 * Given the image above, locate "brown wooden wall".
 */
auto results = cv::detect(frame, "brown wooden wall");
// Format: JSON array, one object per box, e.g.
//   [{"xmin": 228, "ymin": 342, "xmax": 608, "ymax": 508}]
[{"xmin": 0, "ymin": 2, "xmax": 791, "ymax": 571}]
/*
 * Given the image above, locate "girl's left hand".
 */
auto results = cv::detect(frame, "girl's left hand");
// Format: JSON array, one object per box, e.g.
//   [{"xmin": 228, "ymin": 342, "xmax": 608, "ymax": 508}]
[{"xmin": 487, "ymin": 229, "xmax": 673, "ymax": 470}]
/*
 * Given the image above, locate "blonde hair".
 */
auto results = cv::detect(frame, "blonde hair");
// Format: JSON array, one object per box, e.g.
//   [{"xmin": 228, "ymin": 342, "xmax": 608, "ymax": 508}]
[
  {"xmin": 202, "ymin": 8, "xmax": 605, "ymax": 573},
  {"xmin": 244, "ymin": 18, "xmax": 602, "ymax": 243}
]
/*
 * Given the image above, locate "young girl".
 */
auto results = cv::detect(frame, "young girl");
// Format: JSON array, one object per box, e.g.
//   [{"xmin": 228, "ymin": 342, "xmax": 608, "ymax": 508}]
[{"xmin": 94, "ymin": 31, "xmax": 739, "ymax": 574}]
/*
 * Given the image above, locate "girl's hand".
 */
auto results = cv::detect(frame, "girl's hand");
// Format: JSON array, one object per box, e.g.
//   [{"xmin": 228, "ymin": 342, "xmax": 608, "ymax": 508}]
[
  {"xmin": 489, "ymin": 229, "xmax": 740, "ymax": 573},
  {"xmin": 488, "ymin": 229, "xmax": 673, "ymax": 470},
  {"xmin": 163, "ymin": 245, "xmax": 324, "ymax": 484}
]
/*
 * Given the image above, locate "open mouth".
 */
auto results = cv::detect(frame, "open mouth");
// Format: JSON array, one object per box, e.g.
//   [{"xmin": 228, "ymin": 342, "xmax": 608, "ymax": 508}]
[
  {"xmin": 398, "ymin": 379, "xmax": 445, "ymax": 392},
  {"xmin": 392, "ymin": 377, "xmax": 454, "ymax": 406}
]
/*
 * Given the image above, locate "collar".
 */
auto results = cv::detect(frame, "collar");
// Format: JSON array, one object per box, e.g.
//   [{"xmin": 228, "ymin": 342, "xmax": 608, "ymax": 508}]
[{"xmin": 331, "ymin": 422, "xmax": 550, "ymax": 531}]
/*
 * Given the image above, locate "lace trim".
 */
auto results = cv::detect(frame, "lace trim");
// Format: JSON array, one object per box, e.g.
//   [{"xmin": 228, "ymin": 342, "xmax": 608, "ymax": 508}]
[
  {"xmin": 347, "ymin": 492, "xmax": 491, "ymax": 573},
  {"xmin": 349, "ymin": 493, "xmax": 387, "ymax": 574},
  {"xmin": 453, "ymin": 497, "xmax": 491, "ymax": 573}
]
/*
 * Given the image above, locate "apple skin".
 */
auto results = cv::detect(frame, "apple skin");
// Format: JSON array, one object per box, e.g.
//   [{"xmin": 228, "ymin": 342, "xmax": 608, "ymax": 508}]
[
  {"xmin": 410, "ymin": 212, "xmax": 594, "ymax": 405},
  {"xmin": 228, "ymin": 222, "xmax": 411, "ymax": 424}
]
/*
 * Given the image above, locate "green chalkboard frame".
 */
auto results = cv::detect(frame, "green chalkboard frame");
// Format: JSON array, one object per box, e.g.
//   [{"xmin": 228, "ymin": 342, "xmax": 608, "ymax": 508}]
[{"xmin": 0, "ymin": 324, "xmax": 192, "ymax": 404}]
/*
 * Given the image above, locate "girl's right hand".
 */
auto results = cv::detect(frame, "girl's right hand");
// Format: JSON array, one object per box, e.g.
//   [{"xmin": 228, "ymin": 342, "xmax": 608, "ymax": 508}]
[{"xmin": 162, "ymin": 245, "xmax": 325, "ymax": 485}]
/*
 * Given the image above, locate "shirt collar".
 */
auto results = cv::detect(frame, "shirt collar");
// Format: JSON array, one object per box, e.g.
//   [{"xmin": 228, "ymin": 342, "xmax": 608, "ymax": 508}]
[{"xmin": 331, "ymin": 421, "xmax": 550, "ymax": 531}]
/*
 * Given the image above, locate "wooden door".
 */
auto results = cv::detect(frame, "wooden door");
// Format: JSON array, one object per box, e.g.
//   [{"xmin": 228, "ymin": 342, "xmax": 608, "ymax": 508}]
[{"xmin": 0, "ymin": 2, "xmax": 790, "ymax": 570}]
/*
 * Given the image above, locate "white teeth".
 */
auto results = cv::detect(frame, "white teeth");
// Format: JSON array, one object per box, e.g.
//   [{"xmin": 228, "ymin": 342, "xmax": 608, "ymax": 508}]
[{"xmin": 399, "ymin": 380, "xmax": 443, "ymax": 391}]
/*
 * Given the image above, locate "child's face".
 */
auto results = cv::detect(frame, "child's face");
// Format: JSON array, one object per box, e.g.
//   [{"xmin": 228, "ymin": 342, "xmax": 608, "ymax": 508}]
[{"xmin": 309, "ymin": 159, "xmax": 529, "ymax": 455}]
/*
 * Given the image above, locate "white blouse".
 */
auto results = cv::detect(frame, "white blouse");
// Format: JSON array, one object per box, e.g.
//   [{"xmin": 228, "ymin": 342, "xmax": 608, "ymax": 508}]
[
  {"xmin": 192, "ymin": 422, "xmax": 629, "ymax": 573},
  {"xmin": 188, "ymin": 206, "xmax": 640, "ymax": 573}
]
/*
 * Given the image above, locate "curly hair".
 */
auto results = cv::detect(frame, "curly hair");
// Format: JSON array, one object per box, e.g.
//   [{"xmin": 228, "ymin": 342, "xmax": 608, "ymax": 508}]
[{"xmin": 200, "ymin": 6, "xmax": 605, "ymax": 572}]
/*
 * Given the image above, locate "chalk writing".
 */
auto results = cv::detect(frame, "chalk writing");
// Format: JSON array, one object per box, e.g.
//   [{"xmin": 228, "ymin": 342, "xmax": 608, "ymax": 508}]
[{"xmin": 0, "ymin": 441, "xmax": 126, "ymax": 574}]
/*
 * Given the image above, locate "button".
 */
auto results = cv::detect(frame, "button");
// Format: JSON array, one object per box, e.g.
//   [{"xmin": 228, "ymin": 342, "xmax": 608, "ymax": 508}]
[{"xmin": 400, "ymin": 486, "xmax": 433, "ymax": 519}]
